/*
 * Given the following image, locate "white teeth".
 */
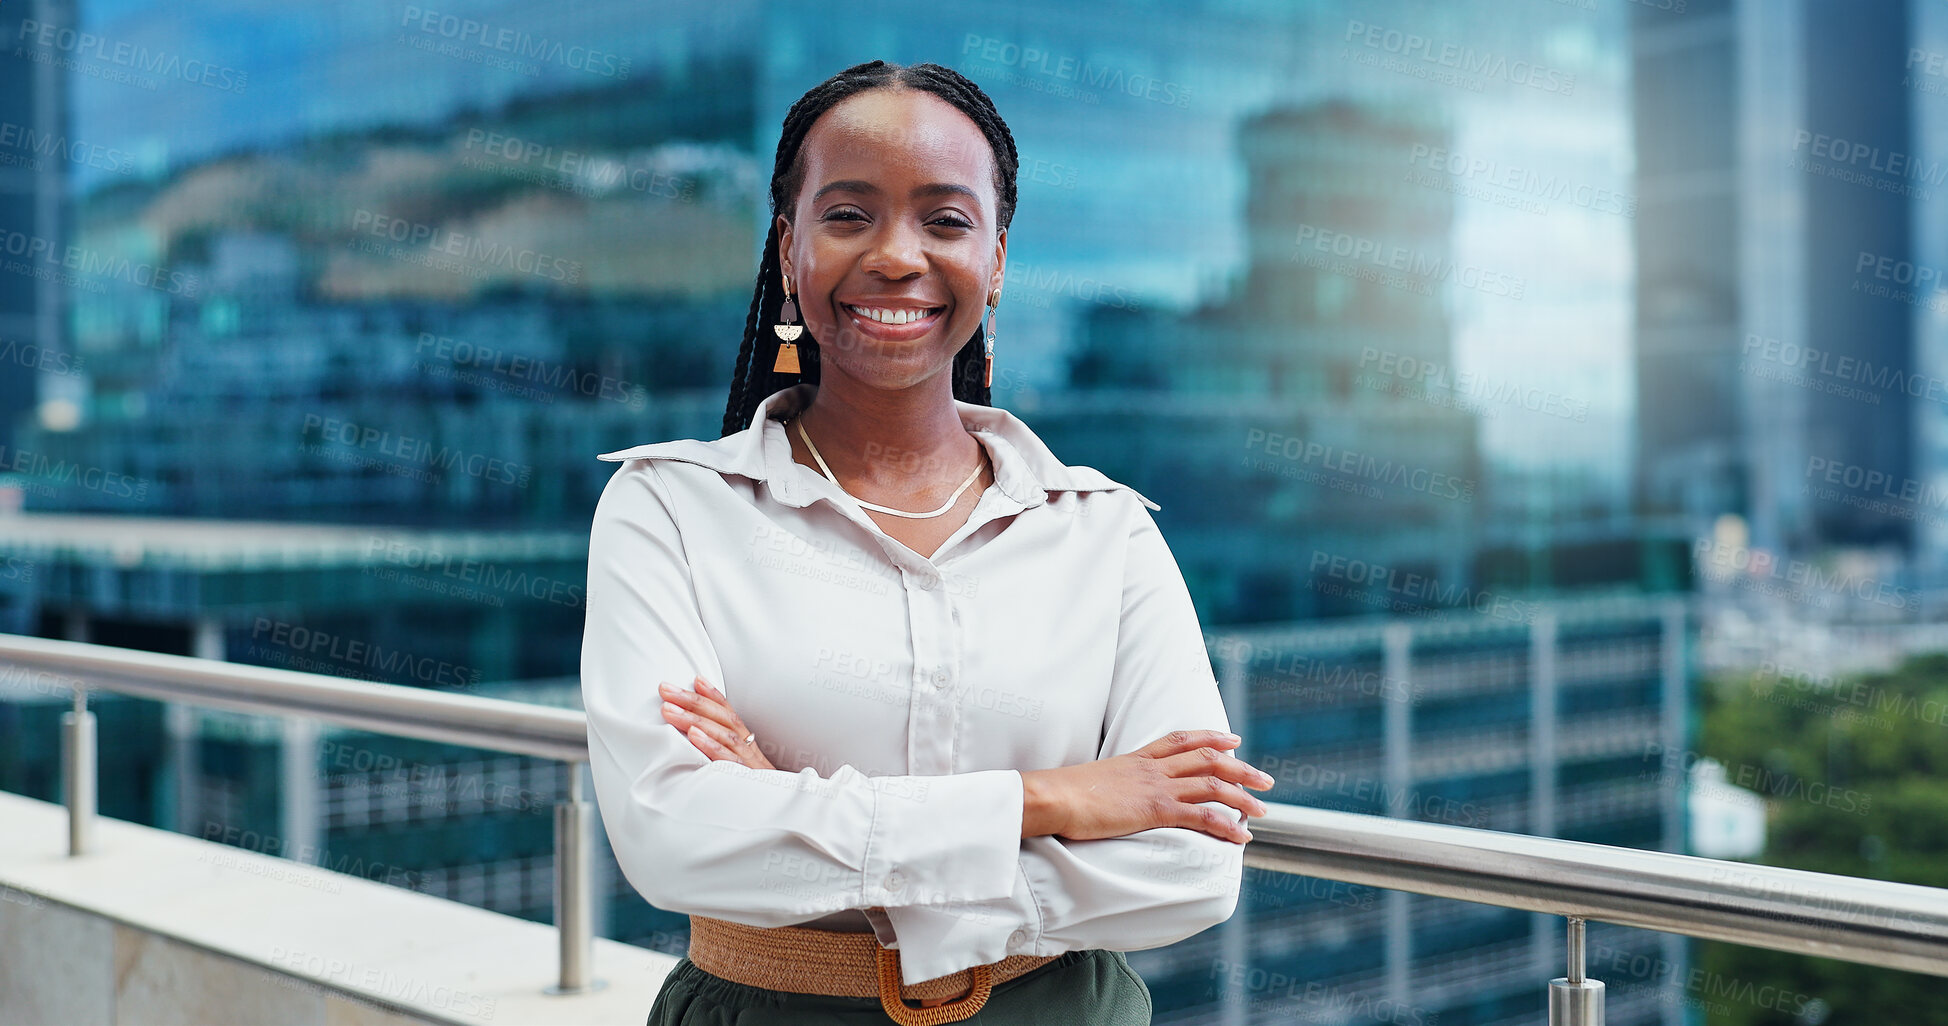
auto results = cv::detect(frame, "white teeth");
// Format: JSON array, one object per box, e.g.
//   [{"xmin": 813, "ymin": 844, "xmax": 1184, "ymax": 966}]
[{"xmin": 849, "ymin": 305, "xmax": 935, "ymax": 325}]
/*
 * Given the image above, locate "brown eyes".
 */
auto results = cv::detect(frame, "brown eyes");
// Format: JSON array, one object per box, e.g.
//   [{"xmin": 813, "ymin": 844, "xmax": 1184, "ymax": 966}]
[{"xmin": 821, "ymin": 209, "xmax": 974, "ymax": 231}]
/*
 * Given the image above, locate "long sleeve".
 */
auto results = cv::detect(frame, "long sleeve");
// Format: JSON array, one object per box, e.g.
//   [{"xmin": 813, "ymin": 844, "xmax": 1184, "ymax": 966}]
[
  {"xmin": 581, "ymin": 458, "xmax": 1028, "ymax": 931},
  {"xmin": 880, "ymin": 496, "xmax": 1244, "ymax": 977}
]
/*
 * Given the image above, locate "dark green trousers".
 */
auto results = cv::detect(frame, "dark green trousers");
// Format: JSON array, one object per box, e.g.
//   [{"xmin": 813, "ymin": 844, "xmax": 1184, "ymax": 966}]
[{"xmin": 646, "ymin": 948, "xmax": 1153, "ymax": 1025}]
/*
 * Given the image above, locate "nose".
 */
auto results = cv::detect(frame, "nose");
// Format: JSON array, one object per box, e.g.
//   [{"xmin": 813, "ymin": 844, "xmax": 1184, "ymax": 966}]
[{"xmin": 860, "ymin": 219, "xmax": 926, "ymax": 280}]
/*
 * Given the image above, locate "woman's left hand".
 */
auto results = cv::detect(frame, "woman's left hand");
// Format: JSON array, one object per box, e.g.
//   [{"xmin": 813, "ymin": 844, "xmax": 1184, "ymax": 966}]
[{"xmin": 658, "ymin": 676, "xmax": 775, "ymax": 770}]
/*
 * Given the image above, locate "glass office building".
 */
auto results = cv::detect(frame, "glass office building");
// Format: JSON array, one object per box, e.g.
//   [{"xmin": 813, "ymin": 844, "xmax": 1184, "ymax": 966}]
[{"xmin": 0, "ymin": 3, "xmax": 1700, "ymax": 1024}]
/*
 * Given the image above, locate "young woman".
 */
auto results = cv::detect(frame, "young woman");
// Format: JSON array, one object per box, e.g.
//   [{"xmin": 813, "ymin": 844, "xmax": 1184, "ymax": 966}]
[{"xmin": 581, "ymin": 59, "xmax": 1275, "ymax": 1025}]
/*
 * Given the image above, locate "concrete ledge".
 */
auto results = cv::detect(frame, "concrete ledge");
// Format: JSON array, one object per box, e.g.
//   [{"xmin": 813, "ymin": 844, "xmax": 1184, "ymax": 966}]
[{"xmin": 0, "ymin": 790, "xmax": 678, "ymax": 1025}]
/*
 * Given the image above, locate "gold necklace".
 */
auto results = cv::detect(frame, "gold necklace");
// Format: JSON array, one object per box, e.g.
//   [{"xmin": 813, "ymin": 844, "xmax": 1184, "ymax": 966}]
[{"xmin": 794, "ymin": 415, "xmax": 986, "ymax": 519}]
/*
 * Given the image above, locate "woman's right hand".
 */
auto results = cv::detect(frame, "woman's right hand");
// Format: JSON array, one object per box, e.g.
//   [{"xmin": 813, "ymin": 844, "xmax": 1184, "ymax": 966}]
[{"xmin": 1020, "ymin": 730, "xmax": 1275, "ymax": 845}]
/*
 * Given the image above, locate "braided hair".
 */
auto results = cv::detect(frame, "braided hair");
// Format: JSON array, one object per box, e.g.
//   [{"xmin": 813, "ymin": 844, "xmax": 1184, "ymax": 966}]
[{"xmin": 719, "ymin": 60, "xmax": 1021, "ymax": 438}]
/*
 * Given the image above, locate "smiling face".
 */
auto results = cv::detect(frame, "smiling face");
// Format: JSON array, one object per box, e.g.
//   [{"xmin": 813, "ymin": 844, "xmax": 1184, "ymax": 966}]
[{"xmin": 777, "ymin": 87, "xmax": 1007, "ymax": 390}]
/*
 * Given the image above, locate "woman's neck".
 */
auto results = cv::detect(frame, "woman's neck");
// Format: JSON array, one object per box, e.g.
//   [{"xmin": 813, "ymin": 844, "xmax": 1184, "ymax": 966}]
[{"xmin": 790, "ymin": 375, "xmax": 979, "ymax": 489}]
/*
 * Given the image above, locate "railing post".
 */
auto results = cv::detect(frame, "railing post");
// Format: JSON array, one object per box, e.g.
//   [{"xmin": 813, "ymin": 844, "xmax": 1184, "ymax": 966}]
[
  {"xmin": 1549, "ymin": 915, "xmax": 1604, "ymax": 1025},
  {"xmin": 547, "ymin": 761, "xmax": 603, "ymax": 995},
  {"xmin": 61, "ymin": 686, "xmax": 96, "ymax": 856}
]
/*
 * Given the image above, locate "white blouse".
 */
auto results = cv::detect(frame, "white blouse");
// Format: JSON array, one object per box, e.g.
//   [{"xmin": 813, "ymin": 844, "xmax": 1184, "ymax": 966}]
[{"xmin": 580, "ymin": 381, "xmax": 1245, "ymax": 987}]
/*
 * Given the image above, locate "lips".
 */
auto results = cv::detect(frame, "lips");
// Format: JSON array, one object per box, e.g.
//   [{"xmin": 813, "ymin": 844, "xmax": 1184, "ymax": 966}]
[{"xmin": 840, "ymin": 302, "xmax": 946, "ymax": 342}]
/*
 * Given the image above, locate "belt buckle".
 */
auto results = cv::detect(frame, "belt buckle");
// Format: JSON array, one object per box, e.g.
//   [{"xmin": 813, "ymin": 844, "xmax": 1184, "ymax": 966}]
[{"xmin": 873, "ymin": 944, "xmax": 994, "ymax": 1025}]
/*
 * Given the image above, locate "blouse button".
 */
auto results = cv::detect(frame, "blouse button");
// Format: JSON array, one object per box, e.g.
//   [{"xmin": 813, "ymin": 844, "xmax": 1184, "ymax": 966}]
[
  {"xmin": 885, "ymin": 870, "xmax": 906, "ymax": 893},
  {"xmin": 1009, "ymin": 927, "xmax": 1029, "ymax": 950},
  {"xmin": 916, "ymin": 572, "xmax": 939, "ymax": 590},
  {"xmin": 932, "ymin": 667, "xmax": 949, "ymax": 688}
]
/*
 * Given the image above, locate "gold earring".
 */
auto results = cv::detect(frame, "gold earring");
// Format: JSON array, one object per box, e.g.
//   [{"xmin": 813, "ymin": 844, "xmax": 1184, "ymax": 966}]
[{"xmin": 773, "ymin": 272, "xmax": 803, "ymax": 374}]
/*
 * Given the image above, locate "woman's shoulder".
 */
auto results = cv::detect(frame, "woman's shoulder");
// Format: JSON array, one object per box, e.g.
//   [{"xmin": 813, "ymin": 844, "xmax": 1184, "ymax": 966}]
[
  {"xmin": 596, "ymin": 437, "xmax": 734, "ymax": 467},
  {"xmin": 590, "ymin": 434, "xmax": 756, "ymax": 522},
  {"xmin": 595, "ymin": 421, "xmax": 764, "ymax": 483},
  {"xmin": 1053, "ymin": 465, "xmax": 1162, "ymax": 513}
]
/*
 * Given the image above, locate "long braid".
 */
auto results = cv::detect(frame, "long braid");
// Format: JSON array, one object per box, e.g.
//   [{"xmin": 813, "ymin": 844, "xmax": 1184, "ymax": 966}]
[
  {"xmin": 719, "ymin": 60, "xmax": 1022, "ymax": 436},
  {"xmin": 720, "ymin": 220, "xmax": 774, "ymax": 438}
]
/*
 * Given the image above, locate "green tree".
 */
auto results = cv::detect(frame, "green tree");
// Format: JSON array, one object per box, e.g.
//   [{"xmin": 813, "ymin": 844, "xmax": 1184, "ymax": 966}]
[{"xmin": 1694, "ymin": 653, "xmax": 1948, "ymax": 1025}]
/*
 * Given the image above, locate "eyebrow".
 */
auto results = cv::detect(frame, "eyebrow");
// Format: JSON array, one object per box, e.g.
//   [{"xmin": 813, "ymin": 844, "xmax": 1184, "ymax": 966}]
[{"xmin": 810, "ymin": 180, "xmax": 980, "ymax": 205}]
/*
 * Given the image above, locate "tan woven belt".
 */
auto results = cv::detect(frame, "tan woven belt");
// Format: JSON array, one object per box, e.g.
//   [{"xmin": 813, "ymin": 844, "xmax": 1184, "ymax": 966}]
[{"xmin": 686, "ymin": 910, "xmax": 1062, "ymax": 1025}]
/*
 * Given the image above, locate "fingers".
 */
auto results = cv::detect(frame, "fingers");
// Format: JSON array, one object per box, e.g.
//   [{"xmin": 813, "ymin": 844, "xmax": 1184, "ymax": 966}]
[
  {"xmin": 1156, "ymin": 748, "xmax": 1275, "ymax": 845},
  {"xmin": 660, "ymin": 676, "xmax": 742, "ymax": 728},
  {"xmin": 1177, "ymin": 772, "xmax": 1271, "ymax": 824},
  {"xmin": 683, "ymin": 723, "xmax": 737, "ymax": 761},
  {"xmin": 1138, "ymin": 729, "xmax": 1242, "ymax": 760},
  {"xmin": 1162, "ymin": 745, "xmax": 1277, "ymax": 792},
  {"xmin": 659, "ymin": 677, "xmax": 749, "ymax": 735},
  {"xmin": 659, "ymin": 676, "xmax": 757, "ymax": 765},
  {"xmin": 1147, "ymin": 787, "xmax": 1253, "ymax": 845},
  {"xmin": 664, "ymin": 701, "xmax": 763, "ymax": 768}
]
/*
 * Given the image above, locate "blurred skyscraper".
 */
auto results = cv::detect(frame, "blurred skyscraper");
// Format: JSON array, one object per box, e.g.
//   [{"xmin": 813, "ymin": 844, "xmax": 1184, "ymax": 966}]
[
  {"xmin": 0, "ymin": 0, "xmax": 74, "ymax": 465},
  {"xmin": 1068, "ymin": 99, "xmax": 1481, "ymax": 623},
  {"xmin": 1634, "ymin": 0, "xmax": 1917, "ymax": 555}
]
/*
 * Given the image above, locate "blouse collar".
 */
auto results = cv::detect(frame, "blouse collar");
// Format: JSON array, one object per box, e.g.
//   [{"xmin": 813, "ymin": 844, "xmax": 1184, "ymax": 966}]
[{"xmin": 596, "ymin": 382, "xmax": 1159, "ymax": 512}]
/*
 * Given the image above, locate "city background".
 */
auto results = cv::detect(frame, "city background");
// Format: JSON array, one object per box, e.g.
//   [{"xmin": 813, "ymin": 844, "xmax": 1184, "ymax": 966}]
[{"xmin": 2, "ymin": 0, "xmax": 1945, "ymax": 1023}]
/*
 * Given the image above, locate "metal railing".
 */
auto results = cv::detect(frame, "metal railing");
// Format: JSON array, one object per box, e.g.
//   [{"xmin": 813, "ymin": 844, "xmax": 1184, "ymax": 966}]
[
  {"xmin": 1246, "ymin": 802, "xmax": 1948, "ymax": 1022},
  {"xmin": 0, "ymin": 633, "xmax": 599, "ymax": 995},
  {"xmin": 7, "ymin": 633, "xmax": 1948, "ymax": 1021}
]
